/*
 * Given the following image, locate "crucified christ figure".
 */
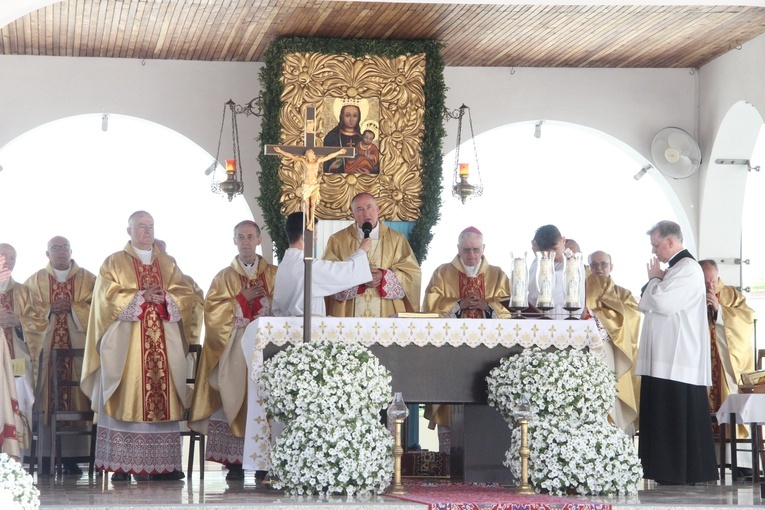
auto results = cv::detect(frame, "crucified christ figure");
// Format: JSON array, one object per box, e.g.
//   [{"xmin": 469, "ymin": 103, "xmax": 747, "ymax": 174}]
[{"xmin": 273, "ymin": 146, "xmax": 347, "ymax": 230}]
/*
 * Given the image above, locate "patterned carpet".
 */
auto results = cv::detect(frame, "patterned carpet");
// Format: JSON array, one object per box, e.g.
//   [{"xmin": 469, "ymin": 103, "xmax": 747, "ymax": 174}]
[{"xmin": 386, "ymin": 481, "xmax": 611, "ymax": 510}]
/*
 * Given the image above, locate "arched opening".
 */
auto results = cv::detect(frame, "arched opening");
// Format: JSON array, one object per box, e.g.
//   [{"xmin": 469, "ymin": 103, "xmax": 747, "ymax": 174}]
[
  {"xmin": 422, "ymin": 120, "xmax": 684, "ymax": 299},
  {"xmin": 0, "ymin": 113, "xmax": 254, "ymax": 295}
]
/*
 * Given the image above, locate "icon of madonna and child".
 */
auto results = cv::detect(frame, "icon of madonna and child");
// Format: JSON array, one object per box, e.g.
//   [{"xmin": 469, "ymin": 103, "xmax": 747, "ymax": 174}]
[{"xmin": 322, "ymin": 97, "xmax": 380, "ymax": 175}]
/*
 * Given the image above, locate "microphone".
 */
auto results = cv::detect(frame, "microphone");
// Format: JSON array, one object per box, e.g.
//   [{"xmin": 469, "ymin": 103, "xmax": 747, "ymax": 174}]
[{"xmin": 362, "ymin": 222, "xmax": 373, "ymax": 239}]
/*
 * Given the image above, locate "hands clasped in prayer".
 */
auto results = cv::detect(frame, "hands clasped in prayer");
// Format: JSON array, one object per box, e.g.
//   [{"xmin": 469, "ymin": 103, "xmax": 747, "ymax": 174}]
[
  {"xmin": 460, "ymin": 292, "xmax": 489, "ymax": 313},
  {"xmin": 0, "ymin": 309, "xmax": 20, "ymax": 328},
  {"xmin": 50, "ymin": 298, "xmax": 72, "ymax": 315},
  {"xmin": 646, "ymin": 257, "xmax": 666, "ymax": 281},
  {"xmin": 143, "ymin": 283, "xmax": 165, "ymax": 305}
]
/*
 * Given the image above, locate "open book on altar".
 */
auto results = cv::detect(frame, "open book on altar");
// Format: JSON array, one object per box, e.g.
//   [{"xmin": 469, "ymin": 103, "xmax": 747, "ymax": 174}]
[{"xmin": 391, "ymin": 312, "xmax": 441, "ymax": 318}]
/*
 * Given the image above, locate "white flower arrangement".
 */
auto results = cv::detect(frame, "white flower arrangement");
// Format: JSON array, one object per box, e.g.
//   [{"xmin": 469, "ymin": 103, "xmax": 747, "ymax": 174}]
[
  {"xmin": 0, "ymin": 453, "xmax": 40, "ymax": 510},
  {"xmin": 259, "ymin": 341, "xmax": 394, "ymax": 496},
  {"xmin": 487, "ymin": 348, "xmax": 642, "ymax": 496},
  {"xmin": 487, "ymin": 348, "xmax": 614, "ymax": 423}
]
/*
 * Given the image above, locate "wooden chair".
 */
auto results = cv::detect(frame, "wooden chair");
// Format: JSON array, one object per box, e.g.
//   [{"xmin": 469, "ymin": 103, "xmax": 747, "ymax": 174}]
[
  {"xmin": 181, "ymin": 343, "xmax": 205, "ymax": 479},
  {"xmin": 27, "ymin": 351, "xmax": 46, "ymax": 476},
  {"xmin": 49, "ymin": 348, "xmax": 96, "ymax": 476}
]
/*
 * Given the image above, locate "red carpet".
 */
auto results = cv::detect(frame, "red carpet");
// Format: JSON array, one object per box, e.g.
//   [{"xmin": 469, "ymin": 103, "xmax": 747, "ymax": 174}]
[{"xmin": 386, "ymin": 481, "xmax": 611, "ymax": 510}]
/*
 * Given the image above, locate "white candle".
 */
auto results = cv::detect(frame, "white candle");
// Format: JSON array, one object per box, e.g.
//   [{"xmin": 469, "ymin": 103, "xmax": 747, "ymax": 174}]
[
  {"xmin": 564, "ymin": 255, "xmax": 581, "ymax": 306},
  {"xmin": 511, "ymin": 257, "xmax": 527, "ymax": 307},
  {"xmin": 537, "ymin": 254, "xmax": 553, "ymax": 307}
]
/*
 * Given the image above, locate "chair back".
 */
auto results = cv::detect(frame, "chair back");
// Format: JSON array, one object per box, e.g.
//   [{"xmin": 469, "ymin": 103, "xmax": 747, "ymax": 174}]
[{"xmin": 50, "ymin": 348, "xmax": 92, "ymax": 420}]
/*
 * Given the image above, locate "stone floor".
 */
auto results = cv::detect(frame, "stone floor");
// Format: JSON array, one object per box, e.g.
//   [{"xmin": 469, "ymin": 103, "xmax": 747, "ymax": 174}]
[{"xmin": 31, "ymin": 462, "xmax": 764, "ymax": 510}]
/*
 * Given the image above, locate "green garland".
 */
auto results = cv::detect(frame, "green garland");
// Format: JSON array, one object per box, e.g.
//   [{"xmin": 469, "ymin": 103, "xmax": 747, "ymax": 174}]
[{"xmin": 256, "ymin": 37, "xmax": 445, "ymax": 263}]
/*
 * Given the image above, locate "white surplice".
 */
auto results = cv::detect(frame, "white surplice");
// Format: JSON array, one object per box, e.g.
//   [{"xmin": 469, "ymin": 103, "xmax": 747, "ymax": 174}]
[{"xmin": 272, "ymin": 247, "xmax": 372, "ymax": 317}]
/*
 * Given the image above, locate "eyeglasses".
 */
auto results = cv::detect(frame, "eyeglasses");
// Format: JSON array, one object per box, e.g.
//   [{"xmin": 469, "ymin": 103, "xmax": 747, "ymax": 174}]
[
  {"xmin": 49, "ymin": 245, "xmax": 71, "ymax": 253},
  {"xmin": 590, "ymin": 261, "xmax": 611, "ymax": 269}
]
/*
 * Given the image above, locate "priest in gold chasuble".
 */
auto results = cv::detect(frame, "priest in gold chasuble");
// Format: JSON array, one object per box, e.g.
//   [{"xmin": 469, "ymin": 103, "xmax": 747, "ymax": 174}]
[
  {"xmin": 700, "ymin": 259, "xmax": 754, "ymax": 440},
  {"xmin": 81, "ymin": 212, "xmax": 196, "ymax": 481},
  {"xmin": 189, "ymin": 220, "xmax": 276, "ymax": 481},
  {"xmin": 0, "ymin": 243, "xmax": 47, "ymax": 451},
  {"xmin": 25, "ymin": 236, "xmax": 96, "ymax": 473},
  {"xmin": 585, "ymin": 251, "xmax": 641, "ymax": 436},
  {"xmin": 324, "ymin": 193, "xmax": 421, "ymax": 318},
  {"xmin": 423, "ymin": 227, "xmax": 511, "ymax": 319},
  {"xmin": 0, "ymin": 253, "xmax": 27, "ymax": 460}
]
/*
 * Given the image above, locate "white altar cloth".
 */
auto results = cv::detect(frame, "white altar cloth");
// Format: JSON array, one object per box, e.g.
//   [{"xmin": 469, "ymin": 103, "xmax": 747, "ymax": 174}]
[
  {"xmin": 241, "ymin": 317, "xmax": 602, "ymax": 471},
  {"xmin": 716, "ymin": 393, "xmax": 765, "ymax": 425}
]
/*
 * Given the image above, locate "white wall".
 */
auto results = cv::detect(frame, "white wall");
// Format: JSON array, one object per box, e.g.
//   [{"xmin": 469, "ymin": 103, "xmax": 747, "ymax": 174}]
[
  {"xmin": 0, "ymin": 56, "xmax": 699, "ymax": 259},
  {"xmin": 0, "ymin": 55, "xmax": 267, "ymax": 244}
]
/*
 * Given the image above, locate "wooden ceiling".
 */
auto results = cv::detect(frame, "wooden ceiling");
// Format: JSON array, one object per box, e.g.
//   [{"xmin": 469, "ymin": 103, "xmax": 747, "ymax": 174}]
[{"xmin": 2, "ymin": 1, "xmax": 765, "ymax": 68}]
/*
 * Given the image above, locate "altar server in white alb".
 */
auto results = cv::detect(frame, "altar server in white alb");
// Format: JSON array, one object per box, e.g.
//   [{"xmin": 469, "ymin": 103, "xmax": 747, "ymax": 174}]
[
  {"xmin": 635, "ymin": 220, "xmax": 717, "ymax": 485},
  {"xmin": 272, "ymin": 212, "xmax": 373, "ymax": 317}
]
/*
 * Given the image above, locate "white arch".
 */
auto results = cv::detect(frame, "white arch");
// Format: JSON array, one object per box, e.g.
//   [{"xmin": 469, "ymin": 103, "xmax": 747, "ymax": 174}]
[
  {"xmin": 0, "ymin": 113, "xmax": 254, "ymax": 289},
  {"xmin": 698, "ymin": 101, "xmax": 764, "ymax": 286}
]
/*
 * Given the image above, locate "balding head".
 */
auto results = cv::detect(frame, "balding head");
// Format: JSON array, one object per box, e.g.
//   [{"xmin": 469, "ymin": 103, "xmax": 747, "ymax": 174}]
[
  {"xmin": 127, "ymin": 211, "xmax": 155, "ymax": 250},
  {"xmin": 588, "ymin": 250, "xmax": 613, "ymax": 277},
  {"xmin": 46, "ymin": 236, "xmax": 72, "ymax": 271},
  {"xmin": 0, "ymin": 244, "xmax": 17, "ymax": 272}
]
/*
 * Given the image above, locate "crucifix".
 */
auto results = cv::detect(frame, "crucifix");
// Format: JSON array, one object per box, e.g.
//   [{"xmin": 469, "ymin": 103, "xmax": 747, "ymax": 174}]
[{"xmin": 265, "ymin": 105, "xmax": 355, "ymax": 343}]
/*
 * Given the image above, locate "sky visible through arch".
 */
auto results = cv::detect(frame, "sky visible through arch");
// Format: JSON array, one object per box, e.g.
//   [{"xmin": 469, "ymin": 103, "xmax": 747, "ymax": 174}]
[
  {"xmin": 423, "ymin": 121, "xmax": 680, "ymax": 298},
  {"xmin": 0, "ymin": 114, "xmax": 253, "ymax": 293},
  {"xmin": 0, "ymin": 115, "xmax": 683, "ymax": 305}
]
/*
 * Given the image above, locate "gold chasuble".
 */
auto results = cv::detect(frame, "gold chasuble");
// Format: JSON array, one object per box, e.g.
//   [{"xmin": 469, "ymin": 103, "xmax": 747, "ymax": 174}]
[
  {"xmin": 585, "ymin": 273, "xmax": 641, "ymax": 434},
  {"xmin": 82, "ymin": 244, "xmax": 196, "ymax": 424},
  {"xmin": 423, "ymin": 256, "xmax": 511, "ymax": 318},
  {"xmin": 0, "ymin": 279, "xmax": 47, "ymax": 394},
  {"xmin": 189, "ymin": 257, "xmax": 276, "ymax": 450},
  {"xmin": 1, "ymin": 334, "xmax": 25, "ymax": 459},
  {"xmin": 25, "ymin": 261, "xmax": 96, "ymax": 424},
  {"xmin": 324, "ymin": 223, "xmax": 421, "ymax": 318},
  {"xmin": 708, "ymin": 277, "xmax": 754, "ymax": 438}
]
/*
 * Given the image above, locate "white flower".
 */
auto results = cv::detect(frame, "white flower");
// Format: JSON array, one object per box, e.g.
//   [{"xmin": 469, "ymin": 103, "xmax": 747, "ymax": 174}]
[
  {"xmin": 487, "ymin": 348, "xmax": 642, "ymax": 496},
  {"xmin": 0, "ymin": 453, "xmax": 40, "ymax": 510},
  {"xmin": 260, "ymin": 342, "xmax": 394, "ymax": 496}
]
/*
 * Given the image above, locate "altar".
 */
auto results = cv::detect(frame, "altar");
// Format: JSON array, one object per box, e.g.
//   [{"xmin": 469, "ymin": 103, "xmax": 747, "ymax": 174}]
[{"xmin": 240, "ymin": 317, "xmax": 603, "ymax": 482}]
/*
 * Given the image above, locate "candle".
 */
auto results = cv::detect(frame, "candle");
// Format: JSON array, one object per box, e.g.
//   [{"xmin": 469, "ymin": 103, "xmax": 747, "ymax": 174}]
[
  {"xmin": 225, "ymin": 159, "xmax": 236, "ymax": 173},
  {"xmin": 564, "ymin": 254, "xmax": 581, "ymax": 307},
  {"xmin": 537, "ymin": 253, "xmax": 554, "ymax": 307},
  {"xmin": 511, "ymin": 257, "xmax": 527, "ymax": 307},
  {"xmin": 459, "ymin": 163, "xmax": 469, "ymax": 176}
]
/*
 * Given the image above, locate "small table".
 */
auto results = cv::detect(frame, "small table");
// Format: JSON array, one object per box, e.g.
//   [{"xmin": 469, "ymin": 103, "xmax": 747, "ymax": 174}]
[{"xmin": 716, "ymin": 393, "xmax": 765, "ymax": 483}]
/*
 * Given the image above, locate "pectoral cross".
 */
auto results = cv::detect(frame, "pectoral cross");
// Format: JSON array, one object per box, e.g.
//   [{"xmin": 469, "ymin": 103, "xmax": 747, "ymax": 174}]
[{"xmin": 265, "ymin": 106, "xmax": 355, "ymax": 343}]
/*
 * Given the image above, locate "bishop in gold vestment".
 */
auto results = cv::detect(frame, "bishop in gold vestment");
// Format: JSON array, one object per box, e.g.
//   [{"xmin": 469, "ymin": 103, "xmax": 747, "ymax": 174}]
[
  {"xmin": 585, "ymin": 251, "xmax": 641, "ymax": 435},
  {"xmin": 25, "ymin": 236, "xmax": 96, "ymax": 472},
  {"xmin": 189, "ymin": 220, "xmax": 276, "ymax": 480},
  {"xmin": 81, "ymin": 212, "xmax": 196, "ymax": 481},
  {"xmin": 423, "ymin": 227, "xmax": 511, "ymax": 319},
  {"xmin": 324, "ymin": 193, "xmax": 420, "ymax": 317}
]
